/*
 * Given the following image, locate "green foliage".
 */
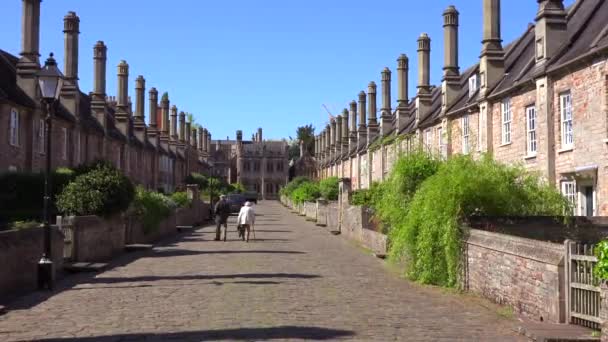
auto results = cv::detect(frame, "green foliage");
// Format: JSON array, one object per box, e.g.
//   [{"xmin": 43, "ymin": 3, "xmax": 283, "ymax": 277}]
[
  {"xmin": 10, "ymin": 220, "xmax": 41, "ymax": 230},
  {"xmin": 231, "ymin": 183, "xmax": 247, "ymax": 194},
  {"xmin": 374, "ymin": 149, "xmax": 441, "ymax": 232},
  {"xmin": 351, "ymin": 189, "xmax": 372, "ymax": 206},
  {"xmin": 388, "ymin": 154, "xmax": 571, "ymax": 287},
  {"xmin": 170, "ymin": 191, "xmax": 191, "ymax": 208},
  {"xmin": 594, "ymin": 240, "xmax": 608, "ymax": 281},
  {"xmin": 57, "ymin": 163, "xmax": 135, "ymax": 217},
  {"xmin": 129, "ymin": 186, "xmax": 176, "ymax": 234},
  {"xmin": 319, "ymin": 177, "xmax": 339, "ymax": 200},
  {"xmin": 280, "ymin": 176, "xmax": 311, "ymax": 197},
  {"xmin": 0, "ymin": 169, "xmax": 75, "ymax": 223},
  {"xmin": 204, "ymin": 177, "xmax": 223, "ymax": 204},
  {"xmin": 291, "ymin": 181, "xmax": 321, "ymax": 204},
  {"xmin": 185, "ymin": 172, "xmax": 208, "ymax": 189},
  {"xmin": 288, "ymin": 124, "xmax": 315, "ymax": 160}
]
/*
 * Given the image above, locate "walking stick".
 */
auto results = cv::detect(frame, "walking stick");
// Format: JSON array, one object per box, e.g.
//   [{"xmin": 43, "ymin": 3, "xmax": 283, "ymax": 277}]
[{"xmin": 252, "ymin": 224, "xmax": 256, "ymax": 240}]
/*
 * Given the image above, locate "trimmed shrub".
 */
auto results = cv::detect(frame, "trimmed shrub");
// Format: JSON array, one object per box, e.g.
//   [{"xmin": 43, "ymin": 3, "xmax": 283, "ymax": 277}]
[
  {"xmin": 129, "ymin": 187, "xmax": 176, "ymax": 234},
  {"xmin": 388, "ymin": 154, "xmax": 571, "ymax": 287},
  {"xmin": 57, "ymin": 163, "xmax": 135, "ymax": 217},
  {"xmin": 280, "ymin": 176, "xmax": 311, "ymax": 198},
  {"xmin": 185, "ymin": 172, "xmax": 208, "ymax": 189},
  {"xmin": 171, "ymin": 191, "xmax": 191, "ymax": 208},
  {"xmin": 319, "ymin": 176, "xmax": 339, "ymax": 200}
]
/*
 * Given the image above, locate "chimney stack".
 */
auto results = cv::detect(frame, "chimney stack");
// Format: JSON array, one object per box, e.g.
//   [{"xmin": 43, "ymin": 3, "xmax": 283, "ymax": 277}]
[
  {"xmin": 91, "ymin": 41, "xmax": 108, "ymax": 128},
  {"xmin": 134, "ymin": 76, "xmax": 145, "ymax": 122},
  {"xmin": 336, "ymin": 115, "xmax": 343, "ymax": 156},
  {"xmin": 367, "ymin": 81, "xmax": 379, "ymax": 143},
  {"xmin": 148, "ymin": 88, "xmax": 158, "ymax": 130},
  {"xmin": 160, "ymin": 93, "xmax": 170, "ymax": 139},
  {"xmin": 178, "ymin": 111, "xmax": 186, "ymax": 143},
  {"xmin": 416, "ymin": 33, "xmax": 433, "ymax": 125},
  {"xmin": 192, "ymin": 128, "xmax": 197, "ymax": 149},
  {"xmin": 358, "ymin": 91, "xmax": 368, "ymax": 146},
  {"xmin": 63, "ymin": 11, "xmax": 80, "ymax": 90},
  {"xmin": 197, "ymin": 127, "xmax": 204, "ymax": 152},
  {"xmin": 16, "ymin": 0, "xmax": 41, "ymax": 99},
  {"xmin": 380, "ymin": 68, "xmax": 392, "ymax": 136},
  {"xmin": 396, "ymin": 54, "xmax": 410, "ymax": 132},
  {"xmin": 480, "ymin": 0, "xmax": 504, "ymax": 97},
  {"xmin": 207, "ymin": 131, "xmax": 212, "ymax": 153},
  {"xmin": 442, "ymin": 6, "xmax": 460, "ymax": 112},
  {"xmin": 349, "ymin": 101, "xmax": 358, "ymax": 151},
  {"xmin": 329, "ymin": 119, "xmax": 336, "ymax": 160},
  {"xmin": 341, "ymin": 108, "xmax": 349, "ymax": 155},
  {"xmin": 257, "ymin": 128, "xmax": 263, "ymax": 142},
  {"xmin": 116, "ymin": 60, "xmax": 129, "ymax": 112},
  {"xmin": 170, "ymin": 105, "xmax": 178, "ymax": 141},
  {"xmin": 185, "ymin": 119, "xmax": 191, "ymax": 145},
  {"xmin": 535, "ymin": 0, "xmax": 567, "ymax": 65}
]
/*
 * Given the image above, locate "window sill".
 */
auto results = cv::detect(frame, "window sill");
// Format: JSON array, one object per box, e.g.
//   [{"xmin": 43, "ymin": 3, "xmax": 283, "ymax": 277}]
[
  {"xmin": 558, "ymin": 147, "xmax": 574, "ymax": 154},
  {"xmin": 523, "ymin": 154, "xmax": 537, "ymax": 160},
  {"xmin": 499, "ymin": 142, "xmax": 512, "ymax": 147}
]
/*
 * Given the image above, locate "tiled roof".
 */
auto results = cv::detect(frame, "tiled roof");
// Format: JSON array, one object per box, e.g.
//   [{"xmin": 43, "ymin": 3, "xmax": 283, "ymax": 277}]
[{"xmin": 0, "ymin": 49, "xmax": 37, "ymax": 108}]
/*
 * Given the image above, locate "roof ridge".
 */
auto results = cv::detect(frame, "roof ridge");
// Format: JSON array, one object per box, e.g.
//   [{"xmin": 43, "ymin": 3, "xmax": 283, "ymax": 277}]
[{"xmin": 504, "ymin": 23, "xmax": 535, "ymax": 61}]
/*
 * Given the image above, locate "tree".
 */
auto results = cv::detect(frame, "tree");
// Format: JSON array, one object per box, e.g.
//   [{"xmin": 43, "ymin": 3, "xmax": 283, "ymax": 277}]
[{"xmin": 288, "ymin": 124, "xmax": 315, "ymax": 161}]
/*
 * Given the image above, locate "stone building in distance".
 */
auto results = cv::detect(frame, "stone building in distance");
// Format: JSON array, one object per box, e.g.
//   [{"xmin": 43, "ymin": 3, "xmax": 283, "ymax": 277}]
[{"xmin": 207, "ymin": 128, "xmax": 289, "ymax": 200}]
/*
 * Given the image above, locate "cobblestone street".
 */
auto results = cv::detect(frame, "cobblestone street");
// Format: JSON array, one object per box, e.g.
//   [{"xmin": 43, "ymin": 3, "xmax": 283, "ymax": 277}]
[{"xmin": 0, "ymin": 201, "xmax": 525, "ymax": 341}]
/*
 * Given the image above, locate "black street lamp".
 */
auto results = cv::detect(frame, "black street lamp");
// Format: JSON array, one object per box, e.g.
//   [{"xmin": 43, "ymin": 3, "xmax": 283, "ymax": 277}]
[{"xmin": 36, "ymin": 53, "xmax": 64, "ymax": 290}]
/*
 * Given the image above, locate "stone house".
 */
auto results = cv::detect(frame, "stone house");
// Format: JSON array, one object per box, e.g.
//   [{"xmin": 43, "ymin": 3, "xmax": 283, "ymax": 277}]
[
  {"xmin": 0, "ymin": 1, "xmax": 213, "ymax": 194},
  {"xmin": 315, "ymin": 0, "xmax": 608, "ymax": 216}
]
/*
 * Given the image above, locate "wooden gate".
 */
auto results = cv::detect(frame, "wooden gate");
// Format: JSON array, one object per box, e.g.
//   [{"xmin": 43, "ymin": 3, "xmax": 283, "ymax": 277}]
[{"xmin": 565, "ymin": 240, "xmax": 601, "ymax": 330}]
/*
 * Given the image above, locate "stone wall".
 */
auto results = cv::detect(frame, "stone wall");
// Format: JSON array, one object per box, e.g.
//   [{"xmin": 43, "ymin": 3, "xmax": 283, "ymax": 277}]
[
  {"xmin": 327, "ymin": 201, "xmax": 339, "ymax": 230},
  {"xmin": 0, "ymin": 227, "xmax": 64, "ymax": 300},
  {"xmin": 70, "ymin": 214, "xmax": 125, "ymax": 263},
  {"xmin": 304, "ymin": 202, "xmax": 317, "ymax": 221},
  {"xmin": 463, "ymin": 228, "xmax": 565, "ymax": 323}
]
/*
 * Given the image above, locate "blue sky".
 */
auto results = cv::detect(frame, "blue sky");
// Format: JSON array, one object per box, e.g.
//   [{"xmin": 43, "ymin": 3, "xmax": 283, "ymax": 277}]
[{"xmin": 0, "ymin": 0, "xmax": 575, "ymax": 140}]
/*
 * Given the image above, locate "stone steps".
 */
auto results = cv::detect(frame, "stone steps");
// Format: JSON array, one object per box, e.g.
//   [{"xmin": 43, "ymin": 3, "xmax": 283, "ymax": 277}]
[{"xmin": 516, "ymin": 318, "xmax": 599, "ymax": 342}]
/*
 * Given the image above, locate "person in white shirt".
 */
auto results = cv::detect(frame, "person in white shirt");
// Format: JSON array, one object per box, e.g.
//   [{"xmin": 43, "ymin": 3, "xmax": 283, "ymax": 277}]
[{"xmin": 237, "ymin": 201, "xmax": 255, "ymax": 242}]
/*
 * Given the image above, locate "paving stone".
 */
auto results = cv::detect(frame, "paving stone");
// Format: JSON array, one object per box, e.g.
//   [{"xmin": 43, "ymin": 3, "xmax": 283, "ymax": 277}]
[{"xmin": 0, "ymin": 201, "xmax": 526, "ymax": 341}]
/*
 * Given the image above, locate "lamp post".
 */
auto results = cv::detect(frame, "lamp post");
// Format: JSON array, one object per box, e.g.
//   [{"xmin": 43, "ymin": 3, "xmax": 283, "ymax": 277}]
[{"xmin": 36, "ymin": 53, "xmax": 64, "ymax": 290}]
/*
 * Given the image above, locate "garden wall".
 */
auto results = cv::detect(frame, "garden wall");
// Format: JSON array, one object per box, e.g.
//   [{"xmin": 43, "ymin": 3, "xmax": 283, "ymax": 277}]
[
  {"xmin": 70, "ymin": 214, "xmax": 125, "ymax": 262},
  {"xmin": 0, "ymin": 227, "xmax": 64, "ymax": 301},
  {"xmin": 463, "ymin": 229, "xmax": 565, "ymax": 323},
  {"xmin": 304, "ymin": 202, "xmax": 316, "ymax": 221}
]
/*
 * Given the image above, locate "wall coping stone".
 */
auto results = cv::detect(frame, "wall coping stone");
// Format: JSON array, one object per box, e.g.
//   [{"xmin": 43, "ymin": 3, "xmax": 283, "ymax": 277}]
[{"xmin": 466, "ymin": 228, "xmax": 564, "ymax": 265}]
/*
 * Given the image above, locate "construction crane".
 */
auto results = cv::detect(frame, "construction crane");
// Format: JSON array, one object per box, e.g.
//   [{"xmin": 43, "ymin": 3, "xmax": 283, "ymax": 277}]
[{"xmin": 322, "ymin": 104, "xmax": 335, "ymax": 126}]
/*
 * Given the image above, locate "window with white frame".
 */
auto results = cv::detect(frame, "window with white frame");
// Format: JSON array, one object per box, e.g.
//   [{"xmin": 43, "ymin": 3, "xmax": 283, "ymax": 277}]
[
  {"xmin": 469, "ymin": 74, "xmax": 479, "ymax": 97},
  {"xmin": 526, "ymin": 106, "xmax": 537, "ymax": 155},
  {"xmin": 462, "ymin": 114, "xmax": 470, "ymax": 155},
  {"xmin": 501, "ymin": 99, "xmax": 512, "ymax": 144},
  {"xmin": 437, "ymin": 127, "xmax": 446, "ymax": 157},
  {"xmin": 424, "ymin": 129, "xmax": 432, "ymax": 151},
  {"xmin": 561, "ymin": 180, "xmax": 577, "ymax": 214},
  {"xmin": 38, "ymin": 119, "xmax": 45, "ymax": 154},
  {"xmin": 560, "ymin": 92, "xmax": 573, "ymax": 148},
  {"xmin": 9, "ymin": 108, "xmax": 19, "ymax": 146},
  {"xmin": 62, "ymin": 128, "xmax": 68, "ymax": 160}
]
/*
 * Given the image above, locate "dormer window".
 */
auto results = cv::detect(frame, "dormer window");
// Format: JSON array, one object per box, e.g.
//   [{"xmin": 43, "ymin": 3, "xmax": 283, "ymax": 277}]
[{"xmin": 468, "ymin": 74, "xmax": 480, "ymax": 97}]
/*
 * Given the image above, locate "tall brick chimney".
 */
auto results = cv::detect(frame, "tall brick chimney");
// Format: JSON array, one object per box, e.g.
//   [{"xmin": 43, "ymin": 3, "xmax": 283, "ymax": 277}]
[
  {"xmin": 442, "ymin": 6, "xmax": 460, "ymax": 112},
  {"xmin": 91, "ymin": 41, "xmax": 107, "ymax": 129},
  {"xmin": 160, "ymin": 93, "xmax": 170, "ymax": 144},
  {"xmin": 358, "ymin": 91, "xmax": 367, "ymax": 146},
  {"xmin": 148, "ymin": 88, "xmax": 158, "ymax": 130},
  {"xmin": 335, "ymin": 115, "xmax": 343, "ymax": 156},
  {"xmin": 185, "ymin": 119, "xmax": 191, "ymax": 145},
  {"xmin": 257, "ymin": 127, "xmax": 263, "ymax": 142},
  {"xmin": 416, "ymin": 33, "xmax": 432, "ymax": 125},
  {"xmin": 133, "ymin": 75, "xmax": 146, "ymax": 141},
  {"xmin": 170, "ymin": 105, "xmax": 178, "ymax": 141},
  {"xmin": 396, "ymin": 54, "xmax": 410, "ymax": 132},
  {"xmin": 341, "ymin": 108, "xmax": 349, "ymax": 155},
  {"xmin": 535, "ymin": 0, "xmax": 567, "ymax": 66},
  {"xmin": 198, "ymin": 127, "xmax": 204, "ymax": 152},
  {"xmin": 380, "ymin": 68, "xmax": 392, "ymax": 136},
  {"xmin": 206, "ymin": 130, "xmax": 211, "ymax": 154},
  {"xmin": 329, "ymin": 119, "xmax": 336, "ymax": 159},
  {"xmin": 192, "ymin": 128, "xmax": 197, "ymax": 149},
  {"xmin": 367, "ymin": 81, "xmax": 378, "ymax": 144},
  {"xmin": 17, "ymin": 0, "xmax": 41, "ymax": 100},
  {"xmin": 115, "ymin": 60, "xmax": 130, "ymax": 136},
  {"xmin": 349, "ymin": 101, "xmax": 357, "ymax": 151},
  {"xmin": 60, "ymin": 11, "xmax": 80, "ymax": 116},
  {"xmin": 179, "ymin": 111, "xmax": 186, "ymax": 144},
  {"xmin": 480, "ymin": 0, "xmax": 504, "ymax": 97}
]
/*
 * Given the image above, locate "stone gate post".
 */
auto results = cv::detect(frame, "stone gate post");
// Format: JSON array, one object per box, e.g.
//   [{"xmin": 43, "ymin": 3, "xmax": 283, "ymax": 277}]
[{"xmin": 338, "ymin": 178, "xmax": 352, "ymax": 232}]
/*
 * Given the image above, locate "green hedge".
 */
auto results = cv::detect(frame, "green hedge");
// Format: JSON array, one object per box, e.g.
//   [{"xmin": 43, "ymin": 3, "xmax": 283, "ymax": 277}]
[
  {"xmin": 291, "ymin": 181, "xmax": 321, "ymax": 204},
  {"xmin": 129, "ymin": 186, "xmax": 176, "ymax": 234},
  {"xmin": 57, "ymin": 163, "xmax": 135, "ymax": 217},
  {"xmin": 170, "ymin": 191, "xmax": 191, "ymax": 208},
  {"xmin": 0, "ymin": 168, "xmax": 75, "ymax": 224},
  {"xmin": 319, "ymin": 177, "xmax": 339, "ymax": 200}
]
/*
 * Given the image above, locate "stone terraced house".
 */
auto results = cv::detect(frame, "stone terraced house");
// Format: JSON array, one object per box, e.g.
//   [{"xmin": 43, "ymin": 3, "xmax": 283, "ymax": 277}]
[
  {"xmin": 314, "ymin": 0, "xmax": 608, "ymax": 216},
  {"xmin": 0, "ymin": 1, "xmax": 215, "ymax": 193}
]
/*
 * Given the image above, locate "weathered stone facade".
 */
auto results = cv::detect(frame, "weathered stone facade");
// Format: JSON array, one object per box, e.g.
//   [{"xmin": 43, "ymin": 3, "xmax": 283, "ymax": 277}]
[{"xmin": 314, "ymin": 0, "xmax": 608, "ymax": 217}]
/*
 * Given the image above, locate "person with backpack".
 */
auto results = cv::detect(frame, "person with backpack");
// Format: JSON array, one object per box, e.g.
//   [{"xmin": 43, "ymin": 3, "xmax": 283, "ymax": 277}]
[{"xmin": 214, "ymin": 194, "xmax": 231, "ymax": 241}]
